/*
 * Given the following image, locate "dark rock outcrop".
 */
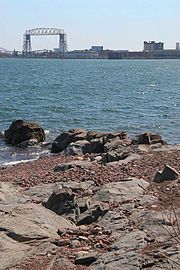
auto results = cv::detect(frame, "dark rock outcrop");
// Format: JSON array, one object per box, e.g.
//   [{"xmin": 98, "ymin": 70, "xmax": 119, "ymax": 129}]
[
  {"xmin": 4, "ymin": 120, "xmax": 45, "ymax": 146},
  {"xmin": 45, "ymin": 187, "xmax": 109, "ymax": 225},
  {"xmin": 45, "ymin": 188, "xmax": 77, "ymax": 216},
  {"xmin": 51, "ymin": 129, "xmax": 132, "ymax": 159},
  {"xmin": 136, "ymin": 132, "xmax": 165, "ymax": 145},
  {"xmin": 154, "ymin": 165, "xmax": 179, "ymax": 182},
  {"xmin": 0, "ymin": 131, "xmax": 4, "ymax": 139},
  {"xmin": 52, "ymin": 128, "xmax": 87, "ymax": 153},
  {"xmin": 76, "ymin": 202, "xmax": 109, "ymax": 226}
]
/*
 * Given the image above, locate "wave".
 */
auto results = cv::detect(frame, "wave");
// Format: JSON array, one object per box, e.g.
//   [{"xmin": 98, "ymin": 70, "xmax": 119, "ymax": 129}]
[{"xmin": 1, "ymin": 157, "xmax": 39, "ymax": 166}]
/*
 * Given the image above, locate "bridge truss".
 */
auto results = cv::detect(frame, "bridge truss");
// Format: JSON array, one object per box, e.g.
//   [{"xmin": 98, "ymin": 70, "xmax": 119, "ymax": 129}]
[{"xmin": 22, "ymin": 28, "xmax": 67, "ymax": 55}]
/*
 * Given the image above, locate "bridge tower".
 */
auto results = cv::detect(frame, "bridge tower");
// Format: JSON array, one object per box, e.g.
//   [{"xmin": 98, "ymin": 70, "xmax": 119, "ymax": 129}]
[
  {"xmin": 23, "ymin": 34, "xmax": 32, "ymax": 54},
  {"xmin": 22, "ymin": 28, "xmax": 67, "ymax": 56}
]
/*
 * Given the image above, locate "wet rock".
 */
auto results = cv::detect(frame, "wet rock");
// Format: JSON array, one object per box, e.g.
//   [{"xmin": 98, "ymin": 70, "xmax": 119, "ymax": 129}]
[
  {"xmin": 51, "ymin": 128, "xmax": 87, "ymax": 153},
  {"xmin": 75, "ymin": 251, "xmax": 98, "ymax": 265},
  {"xmin": 0, "ymin": 131, "xmax": 4, "ymax": 139},
  {"xmin": 104, "ymin": 137, "xmax": 131, "ymax": 152},
  {"xmin": 154, "ymin": 165, "xmax": 179, "ymax": 182},
  {"xmin": 17, "ymin": 138, "xmax": 39, "ymax": 148},
  {"xmin": 4, "ymin": 119, "xmax": 45, "ymax": 146},
  {"xmin": 105, "ymin": 131, "xmax": 128, "ymax": 141},
  {"xmin": 137, "ymin": 132, "xmax": 165, "ymax": 145},
  {"xmin": 88, "ymin": 138, "xmax": 104, "ymax": 153},
  {"xmin": 64, "ymin": 140, "xmax": 90, "ymax": 155},
  {"xmin": 86, "ymin": 130, "xmax": 106, "ymax": 141},
  {"xmin": 104, "ymin": 147, "xmax": 131, "ymax": 163}
]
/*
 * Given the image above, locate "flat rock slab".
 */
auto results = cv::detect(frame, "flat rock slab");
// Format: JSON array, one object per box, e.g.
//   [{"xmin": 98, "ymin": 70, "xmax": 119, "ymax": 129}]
[
  {"xmin": 131, "ymin": 208, "xmax": 180, "ymax": 242},
  {"xmin": 94, "ymin": 178, "xmax": 149, "ymax": 203},
  {"xmin": 111, "ymin": 230, "xmax": 147, "ymax": 251},
  {"xmin": 106, "ymin": 153, "xmax": 141, "ymax": 166},
  {"xmin": 97, "ymin": 210, "xmax": 129, "ymax": 233},
  {"xmin": 23, "ymin": 180, "xmax": 95, "ymax": 203},
  {"xmin": 54, "ymin": 160, "xmax": 92, "ymax": 172},
  {"xmin": 0, "ymin": 182, "xmax": 28, "ymax": 205},
  {"xmin": 0, "ymin": 203, "xmax": 76, "ymax": 242},
  {"xmin": 90, "ymin": 230, "xmax": 147, "ymax": 270},
  {"xmin": 90, "ymin": 249, "xmax": 142, "ymax": 270},
  {"xmin": 0, "ymin": 233, "xmax": 31, "ymax": 270}
]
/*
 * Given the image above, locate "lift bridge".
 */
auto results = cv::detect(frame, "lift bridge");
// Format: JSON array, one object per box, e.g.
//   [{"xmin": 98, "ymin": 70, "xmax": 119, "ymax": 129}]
[{"xmin": 22, "ymin": 28, "xmax": 67, "ymax": 55}]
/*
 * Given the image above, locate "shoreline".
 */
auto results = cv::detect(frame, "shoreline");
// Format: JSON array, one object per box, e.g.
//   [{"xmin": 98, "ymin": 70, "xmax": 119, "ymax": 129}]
[{"xmin": 0, "ymin": 129, "xmax": 179, "ymax": 269}]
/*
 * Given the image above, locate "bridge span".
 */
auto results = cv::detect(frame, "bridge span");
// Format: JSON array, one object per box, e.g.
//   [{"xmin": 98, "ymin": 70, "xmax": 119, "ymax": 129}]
[{"xmin": 22, "ymin": 28, "xmax": 67, "ymax": 55}]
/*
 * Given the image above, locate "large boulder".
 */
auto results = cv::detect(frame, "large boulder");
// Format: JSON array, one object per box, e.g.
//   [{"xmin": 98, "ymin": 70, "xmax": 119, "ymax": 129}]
[
  {"xmin": 4, "ymin": 119, "xmax": 45, "ymax": 146},
  {"xmin": 52, "ymin": 128, "xmax": 87, "ymax": 153},
  {"xmin": 136, "ymin": 132, "xmax": 165, "ymax": 145},
  {"xmin": 45, "ymin": 188, "xmax": 77, "ymax": 216},
  {"xmin": 86, "ymin": 130, "xmax": 107, "ymax": 141}
]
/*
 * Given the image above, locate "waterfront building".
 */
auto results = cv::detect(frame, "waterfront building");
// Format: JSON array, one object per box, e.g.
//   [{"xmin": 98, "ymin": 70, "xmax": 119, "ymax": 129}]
[
  {"xmin": 64, "ymin": 50, "xmax": 99, "ymax": 59},
  {"xmin": 176, "ymin": 42, "xmax": 180, "ymax": 50},
  {"xmin": 143, "ymin": 41, "xmax": 164, "ymax": 52},
  {"xmin": 90, "ymin": 46, "xmax": 103, "ymax": 51}
]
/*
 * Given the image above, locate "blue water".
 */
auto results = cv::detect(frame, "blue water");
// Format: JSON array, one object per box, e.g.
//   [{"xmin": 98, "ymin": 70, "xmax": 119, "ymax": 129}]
[{"xmin": 0, "ymin": 58, "xmax": 179, "ymax": 164}]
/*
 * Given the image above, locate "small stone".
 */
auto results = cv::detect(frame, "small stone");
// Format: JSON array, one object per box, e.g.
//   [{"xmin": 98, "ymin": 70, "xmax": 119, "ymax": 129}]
[
  {"xmin": 151, "ymin": 204, "xmax": 158, "ymax": 209},
  {"xmin": 78, "ymin": 236, "xmax": 89, "ymax": 241},
  {"xmin": 71, "ymin": 239, "xmax": 81, "ymax": 247},
  {"xmin": 55, "ymin": 238, "xmax": 70, "ymax": 246},
  {"xmin": 75, "ymin": 251, "xmax": 98, "ymax": 265}
]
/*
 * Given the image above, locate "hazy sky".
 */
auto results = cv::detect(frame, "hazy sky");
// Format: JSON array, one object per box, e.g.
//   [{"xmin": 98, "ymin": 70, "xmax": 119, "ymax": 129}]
[{"xmin": 0, "ymin": 0, "xmax": 180, "ymax": 51}]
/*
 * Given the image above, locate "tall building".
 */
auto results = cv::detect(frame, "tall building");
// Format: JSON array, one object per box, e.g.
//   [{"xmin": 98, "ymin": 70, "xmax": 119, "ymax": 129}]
[
  {"xmin": 176, "ymin": 43, "xmax": 180, "ymax": 50},
  {"xmin": 144, "ymin": 41, "xmax": 164, "ymax": 52}
]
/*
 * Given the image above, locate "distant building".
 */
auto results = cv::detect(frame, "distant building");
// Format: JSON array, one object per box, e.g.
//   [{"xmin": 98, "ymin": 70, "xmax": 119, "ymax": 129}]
[
  {"xmin": 54, "ymin": 47, "xmax": 65, "ymax": 53},
  {"xmin": 64, "ymin": 50, "xmax": 99, "ymax": 59},
  {"xmin": 176, "ymin": 43, "xmax": 180, "ymax": 50},
  {"xmin": 108, "ymin": 50, "xmax": 129, "ymax": 59},
  {"xmin": 143, "ymin": 41, "xmax": 164, "ymax": 52},
  {"xmin": 90, "ymin": 46, "xmax": 103, "ymax": 51}
]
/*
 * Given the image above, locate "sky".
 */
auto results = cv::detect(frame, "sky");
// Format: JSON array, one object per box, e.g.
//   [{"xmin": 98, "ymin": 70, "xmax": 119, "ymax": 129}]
[{"xmin": 0, "ymin": 0, "xmax": 180, "ymax": 51}]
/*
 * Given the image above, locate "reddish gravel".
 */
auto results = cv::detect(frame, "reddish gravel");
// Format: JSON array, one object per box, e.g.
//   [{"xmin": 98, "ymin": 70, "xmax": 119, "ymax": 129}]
[
  {"xmin": 0, "ymin": 148, "xmax": 179, "ymax": 210},
  {"xmin": 0, "ymin": 150, "xmax": 179, "ymax": 188},
  {"xmin": 0, "ymin": 148, "xmax": 179, "ymax": 270}
]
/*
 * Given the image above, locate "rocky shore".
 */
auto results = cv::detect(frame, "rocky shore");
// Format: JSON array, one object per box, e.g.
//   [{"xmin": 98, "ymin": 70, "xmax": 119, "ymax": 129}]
[{"xmin": 0, "ymin": 120, "xmax": 179, "ymax": 269}]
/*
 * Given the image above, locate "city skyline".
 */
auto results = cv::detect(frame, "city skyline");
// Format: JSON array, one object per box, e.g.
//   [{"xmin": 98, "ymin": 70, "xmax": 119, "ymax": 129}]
[{"xmin": 0, "ymin": 0, "xmax": 180, "ymax": 51}]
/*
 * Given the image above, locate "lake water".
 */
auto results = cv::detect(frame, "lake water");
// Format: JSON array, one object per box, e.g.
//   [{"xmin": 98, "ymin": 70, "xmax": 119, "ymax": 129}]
[{"xmin": 0, "ymin": 58, "xmax": 179, "ymax": 165}]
